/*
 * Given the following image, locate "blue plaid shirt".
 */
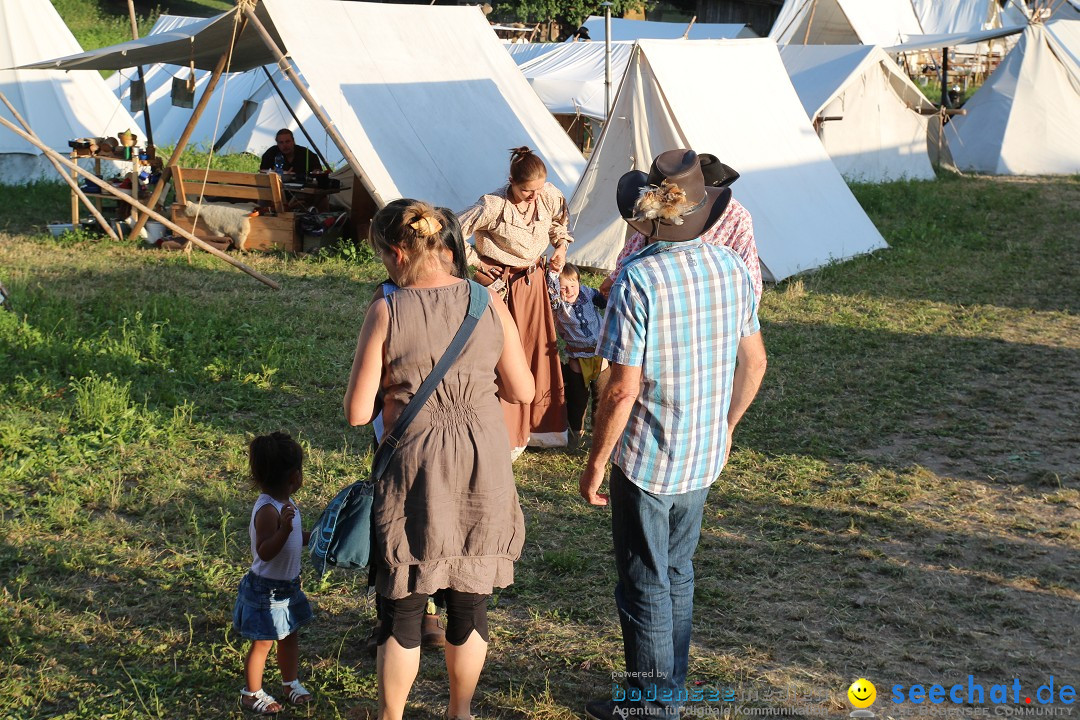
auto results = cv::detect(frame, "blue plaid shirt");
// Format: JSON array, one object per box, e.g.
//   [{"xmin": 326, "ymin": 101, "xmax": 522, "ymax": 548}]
[{"xmin": 598, "ymin": 239, "xmax": 760, "ymax": 494}]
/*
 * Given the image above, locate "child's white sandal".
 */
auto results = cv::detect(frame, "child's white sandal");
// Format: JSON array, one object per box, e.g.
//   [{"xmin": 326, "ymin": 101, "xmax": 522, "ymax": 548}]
[
  {"xmin": 240, "ymin": 687, "xmax": 281, "ymax": 715},
  {"xmin": 282, "ymin": 679, "xmax": 313, "ymax": 705}
]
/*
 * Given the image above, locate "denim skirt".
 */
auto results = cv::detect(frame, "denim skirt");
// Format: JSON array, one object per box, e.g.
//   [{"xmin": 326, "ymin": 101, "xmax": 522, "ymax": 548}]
[{"xmin": 233, "ymin": 571, "xmax": 314, "ymax": 641}]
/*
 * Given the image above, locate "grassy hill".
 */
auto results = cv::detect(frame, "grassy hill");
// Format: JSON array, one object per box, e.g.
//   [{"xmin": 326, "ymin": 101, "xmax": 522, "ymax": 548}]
[{"xmin": 52, "ymin": 0, "xmax": 231, "ymax": 51}]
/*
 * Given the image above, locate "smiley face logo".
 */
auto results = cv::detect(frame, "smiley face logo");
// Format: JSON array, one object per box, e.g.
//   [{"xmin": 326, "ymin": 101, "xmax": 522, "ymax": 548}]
[{"xmin": 848, "ymin": 678, "xmax": 877, "ymax": 709}]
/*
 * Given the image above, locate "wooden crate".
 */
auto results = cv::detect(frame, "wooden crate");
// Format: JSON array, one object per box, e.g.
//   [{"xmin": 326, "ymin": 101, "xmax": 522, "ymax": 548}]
[
  {"xmin": 169, "ymin": 165, "xmax": 299, "ymax": 253},
  {"xmin": 168, "ymin": 210, "xmax": 298, "ymax": 253}
]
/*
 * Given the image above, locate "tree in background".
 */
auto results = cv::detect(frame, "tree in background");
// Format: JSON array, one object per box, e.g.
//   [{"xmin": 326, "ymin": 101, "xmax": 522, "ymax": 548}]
[{"xmin": 495, "ymin": 0, "xmax": 649, "ymax": 41}]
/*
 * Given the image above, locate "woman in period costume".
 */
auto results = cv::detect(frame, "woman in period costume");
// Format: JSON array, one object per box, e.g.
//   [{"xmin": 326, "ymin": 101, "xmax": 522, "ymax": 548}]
[{"xmin": 458, "ymin": 146, "xmax": 573, "ymax": 457}]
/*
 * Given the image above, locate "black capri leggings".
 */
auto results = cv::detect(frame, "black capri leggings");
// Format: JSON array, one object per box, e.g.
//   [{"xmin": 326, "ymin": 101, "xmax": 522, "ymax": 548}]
[{"xmin": 377, "ymin": 590, "xmax": 489, "ymax": 649}]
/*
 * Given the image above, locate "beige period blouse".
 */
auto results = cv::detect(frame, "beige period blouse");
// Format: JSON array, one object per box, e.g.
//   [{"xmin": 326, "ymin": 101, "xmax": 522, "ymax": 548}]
[{"xmin": 458, "ymin": 182, "xmax": 573, "ymax": 268}]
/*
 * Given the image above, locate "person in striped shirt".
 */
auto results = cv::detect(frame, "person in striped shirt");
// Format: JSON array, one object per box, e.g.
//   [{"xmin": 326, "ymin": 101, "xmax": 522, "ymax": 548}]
[{"xmin": 579, "ymin": 150, "xmax": 768, "ymax": 720}]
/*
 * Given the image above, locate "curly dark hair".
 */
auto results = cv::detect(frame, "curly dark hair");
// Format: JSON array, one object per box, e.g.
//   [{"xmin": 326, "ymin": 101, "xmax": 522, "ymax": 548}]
[{"xmin": 248, "ymin": 431, "xmax": 303, "ymax": 495}]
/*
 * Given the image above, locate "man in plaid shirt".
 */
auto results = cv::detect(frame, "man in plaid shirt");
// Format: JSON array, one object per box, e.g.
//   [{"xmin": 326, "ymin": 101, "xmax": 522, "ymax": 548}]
[{"xmin": 580, "ymin": 150, "xmax": 768, "ymax": 720}]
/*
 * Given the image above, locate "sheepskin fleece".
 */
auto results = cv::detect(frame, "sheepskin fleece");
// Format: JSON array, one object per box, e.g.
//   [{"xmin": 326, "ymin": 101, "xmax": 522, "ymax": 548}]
[{"xmin": 184, "ymin": 202, "xmax": 251, "ymax": 250}]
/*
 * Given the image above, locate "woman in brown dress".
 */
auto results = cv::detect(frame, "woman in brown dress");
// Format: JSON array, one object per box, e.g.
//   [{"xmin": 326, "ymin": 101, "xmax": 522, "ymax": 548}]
[
  {"xmin": 458, "ymin": 147, "xmax": 572, "ymax": 458},
  {"xmin": 344, "ymin": 200, "xmax": 533, "ymax": 720}
]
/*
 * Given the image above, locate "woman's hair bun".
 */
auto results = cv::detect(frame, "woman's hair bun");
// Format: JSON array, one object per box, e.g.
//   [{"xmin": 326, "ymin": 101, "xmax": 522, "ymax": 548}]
[
  {"xmin": 508, "ymin": 146, "xmax": 546, "ymax": 184},
  {"xmin": 401, "ymin": 203, "xmax": 443, "ymax": 239},
  {"xmin": 408, "ymin": 212, "xmax": 443, "ymax": 238}
]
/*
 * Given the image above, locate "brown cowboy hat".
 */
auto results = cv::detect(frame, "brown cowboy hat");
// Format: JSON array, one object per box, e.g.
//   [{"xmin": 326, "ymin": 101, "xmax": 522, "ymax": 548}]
[{"xmin": 616, "ymin": 149, "xmax": 732, "ymax": 242}]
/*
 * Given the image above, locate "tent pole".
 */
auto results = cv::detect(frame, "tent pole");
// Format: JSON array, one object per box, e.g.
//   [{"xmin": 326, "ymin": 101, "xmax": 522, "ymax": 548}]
[
  {"xmin": 941, "ymin": 46, "xmax": 950, "ymax": 108},
  {"xmin": 0, "ymin": 115, "xmax": 279, "ymax": 290},
  {"xmin": 126, "ymin": 22, "xmax": 242, "ymax": 243},
  {"xmin": 243, "ymin": 7, "xmax": 384, "ymax": 208},
  {"xmin": 773, "ymin": 0, "xmax": 804, "ymax": 41},
  {"xmin": 802, "ymin": 0, "xmax": 819, "ymax": 44},
  {"xmin": 682, "ymin": 15, "xmax": 697, "ymax": 39},
  {"xmin": 0, "ymin": 91, "xmax": 121, "ymax": 242},
  {"xmin": 127, "ymin": 0, "xmax": 154, "ymax": 149},
  {"xmin": 258, "ymin": 66, "xmax": 331, "ymax": 170},
  {"xmin": 602, "ymin": 1, "xmax": 613, "ymax": 121}
]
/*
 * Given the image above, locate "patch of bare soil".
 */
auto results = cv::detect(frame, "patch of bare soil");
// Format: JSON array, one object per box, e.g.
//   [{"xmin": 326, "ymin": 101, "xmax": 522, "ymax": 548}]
[{"xmin": 862, "ymin": 339, "xmax": 1079, "ymax": 486}]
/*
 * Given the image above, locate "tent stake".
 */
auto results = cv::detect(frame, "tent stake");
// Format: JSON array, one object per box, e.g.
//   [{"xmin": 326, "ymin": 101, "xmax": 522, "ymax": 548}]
[
  {"xmin": 126, "ymin": 22, "xmax": 241, "ymax": 244},
  {"xmin": 0, "ymin": 91, "xmax": 121, "ymax": 242},
  {"xmin": 0, "ymin": 115, "xmax": 280, "ymax": 290},
  {"xmin": 242, "ymin": 6, "xmax": 384, "ymax": 208}
]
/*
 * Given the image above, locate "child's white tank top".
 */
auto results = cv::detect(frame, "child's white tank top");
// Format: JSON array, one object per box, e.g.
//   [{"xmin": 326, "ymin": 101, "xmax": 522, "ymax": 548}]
[{"xmin": 248, "ymin": 494, "xmax": 302, "ymax": 580}]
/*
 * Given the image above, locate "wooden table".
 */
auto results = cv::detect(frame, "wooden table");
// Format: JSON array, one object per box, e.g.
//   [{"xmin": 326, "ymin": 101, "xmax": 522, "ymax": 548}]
[{"xmin": 69, "ymin": 152, "xmax": 143, "ymax": 226}]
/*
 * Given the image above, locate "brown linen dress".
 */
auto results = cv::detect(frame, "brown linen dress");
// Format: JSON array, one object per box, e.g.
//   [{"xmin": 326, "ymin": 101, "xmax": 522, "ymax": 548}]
[
  {"xmin": 458, "ymin": 182, "xmax": 571, "ymax": 449},
  {"xmin": 373, "ymin": 282, "xmax": 526, "ymax": 600}
]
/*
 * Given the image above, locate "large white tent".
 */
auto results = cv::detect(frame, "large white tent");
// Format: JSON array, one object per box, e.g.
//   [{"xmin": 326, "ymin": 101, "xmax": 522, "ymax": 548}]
[
  {"xmin": 911, "ymin": 0, "xmax": 1024, "ymax": 34},
  {"xmin": 516, "ymin": 41, "xmax": 634, "ymax": 120},
  {"xmin": 0, "ymin": 0, "xmax": 137, "ymax": 184},
  {"xmin": 944, "ymin": 18, "xmax": 1080, "ymax": 175},
  {"xmin": 107, "ymin": 14, "xmax": 207, "ymax": 142},
  {"xmin": 505, "ymin": 42, "xmax": 563, "ymax": 66},
  {"xmin": 211, "ymin": 69, "xmax": 342, "ymax": 164},
  {"xmin": 582, "ymin": 17, "xmax": 755, "ymax": 41},
  {"xmin": 108, "ymin": 14, "xmax": 341, "ymax": 164},
  {"xmin": 567, "ymin": 39, "xmax": 887, "ymax": 281},
  {"xmin": 20, "ymin": 0, "xmax": 585, "ymax": 210},
  {"xmin": 770, "ymin": 0, "xmax": 923, "ymax": 45},
  {"xmin": 780, "ymin": 45, "xmax": 936, "ymax": 181}
]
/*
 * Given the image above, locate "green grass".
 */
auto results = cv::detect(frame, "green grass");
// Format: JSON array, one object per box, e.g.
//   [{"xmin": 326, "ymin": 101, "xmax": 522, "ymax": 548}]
[
  {"xmin": 53, "ymin": 0, "xmax": 232, "ymax": 53},
  {"xmin": 0, "ymin": 175, "xmax": 1078, "ymax": 718}
]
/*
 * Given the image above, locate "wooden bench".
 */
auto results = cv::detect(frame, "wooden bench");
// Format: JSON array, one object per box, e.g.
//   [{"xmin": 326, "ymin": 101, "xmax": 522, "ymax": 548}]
[{"xmin": 168, "ymin": 166, "xmax": 298, "ymax": 252}]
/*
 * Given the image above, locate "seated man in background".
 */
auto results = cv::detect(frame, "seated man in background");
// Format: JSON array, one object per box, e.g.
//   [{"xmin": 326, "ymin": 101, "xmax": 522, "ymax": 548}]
[{"xmin": 259, "ymin": 128, "xmax": 323, "ymax": 177}]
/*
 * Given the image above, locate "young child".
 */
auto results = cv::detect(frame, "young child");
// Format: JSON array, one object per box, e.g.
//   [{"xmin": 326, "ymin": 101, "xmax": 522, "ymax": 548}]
[
  {"xmin": 233, "ymin": 431, "xmax": 314, "ymax": 715},
  {"xmin": 546, "ymin": 262, "xmax": 610, "ymax": 441}
]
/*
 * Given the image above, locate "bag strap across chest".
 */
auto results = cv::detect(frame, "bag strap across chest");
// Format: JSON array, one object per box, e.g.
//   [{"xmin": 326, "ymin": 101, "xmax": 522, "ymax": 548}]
[{"xmin": 372, "ymin": 280, "xmax": 489, "ymax": 479}]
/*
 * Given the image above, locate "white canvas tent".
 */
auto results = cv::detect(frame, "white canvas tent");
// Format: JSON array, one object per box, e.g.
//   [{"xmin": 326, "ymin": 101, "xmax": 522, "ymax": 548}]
[
  {"xmin": 20, "ymin": 0, "xmax": 585, "ymax": 210},
  {"xmin": 107, "ymin": 14, "xmax": 207, "ymax": 142},
  {"xmin": 911, "ymin": 0, "xmax": 1020, "ymax": 34},
  {"xmin": 567, "ymin": 39, "xmax": 887, "ymax": 281},
  {"xmin": 108, "ymin": 14, "xmax": 341, "ymax": 164},
  {"xmin": 505, "ymin": 42, "xmax": 562, "ymax": 65},
  {"xmin": 211, "ymin": 69, "xmax": 342, "ymax": 164},
  {"xmin": 516, "ymin": 41, "xmax": 634, "ymax": 120},
  {"xmin": 0, "ymin": 0, "xmax": 138, "ymax": 184},
  {"xmin": 944, "ymin": 18, "xmax": 1080, "ymax": 174},
  {"xmin": 770, "ymin": 0, "xmax": 924, "ymax": 45},
  {"xmin": 780, "ymin": 45, "xmax": 936, "ymax": 181},
  {"xmin": 583, "ymin": 17, "xmax": 755, "ymax": 41}
]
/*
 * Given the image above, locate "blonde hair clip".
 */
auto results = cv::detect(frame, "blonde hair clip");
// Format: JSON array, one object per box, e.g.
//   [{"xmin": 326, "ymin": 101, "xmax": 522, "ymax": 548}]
[{"xmin": 409, "ymin": 214, "xmax": 443, "ymax": 238}]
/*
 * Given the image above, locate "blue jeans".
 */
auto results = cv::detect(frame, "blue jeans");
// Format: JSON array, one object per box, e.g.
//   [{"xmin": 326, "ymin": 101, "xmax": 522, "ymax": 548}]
[{"xmin": 610, "ymin": 465, "xmax": 710, "ymax": 717}]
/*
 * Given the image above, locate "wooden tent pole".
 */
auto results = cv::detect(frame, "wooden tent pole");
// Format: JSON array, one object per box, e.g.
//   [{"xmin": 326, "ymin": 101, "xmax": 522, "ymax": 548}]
[
  {"xmin": 242, "ymin": 7, "xmax": 385, "ymax": 208},
  {"xmin": 257, "ymin": 66, "xmax": 331, "ymax": 170},
  {"xmin": 0, "ymin": 91, "xmax": 121, "ymax": 242},
  {"xmin": 803, "ymin": 0, "xmax": 820, "ymax": 44},
  {"xmin": 682, "ymin": 16, "xmax": 697, "ymax": 39},
  {"xmin": 127, "ymin": 19, "xmax": 244, "ymax": 243},
  {"xmin": 127, "ymin": 0, "xmax": 154, "ymax": 148},
  {"xmin": 0, "ymin": 115, "xmax": 280, "ymax": 290}
]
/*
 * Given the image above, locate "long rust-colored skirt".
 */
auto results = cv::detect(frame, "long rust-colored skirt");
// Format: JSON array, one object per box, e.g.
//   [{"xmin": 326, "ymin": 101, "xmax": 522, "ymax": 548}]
[{"xmin": 502, "ymin": 263, "xmax": 567, "ymax": 449}]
